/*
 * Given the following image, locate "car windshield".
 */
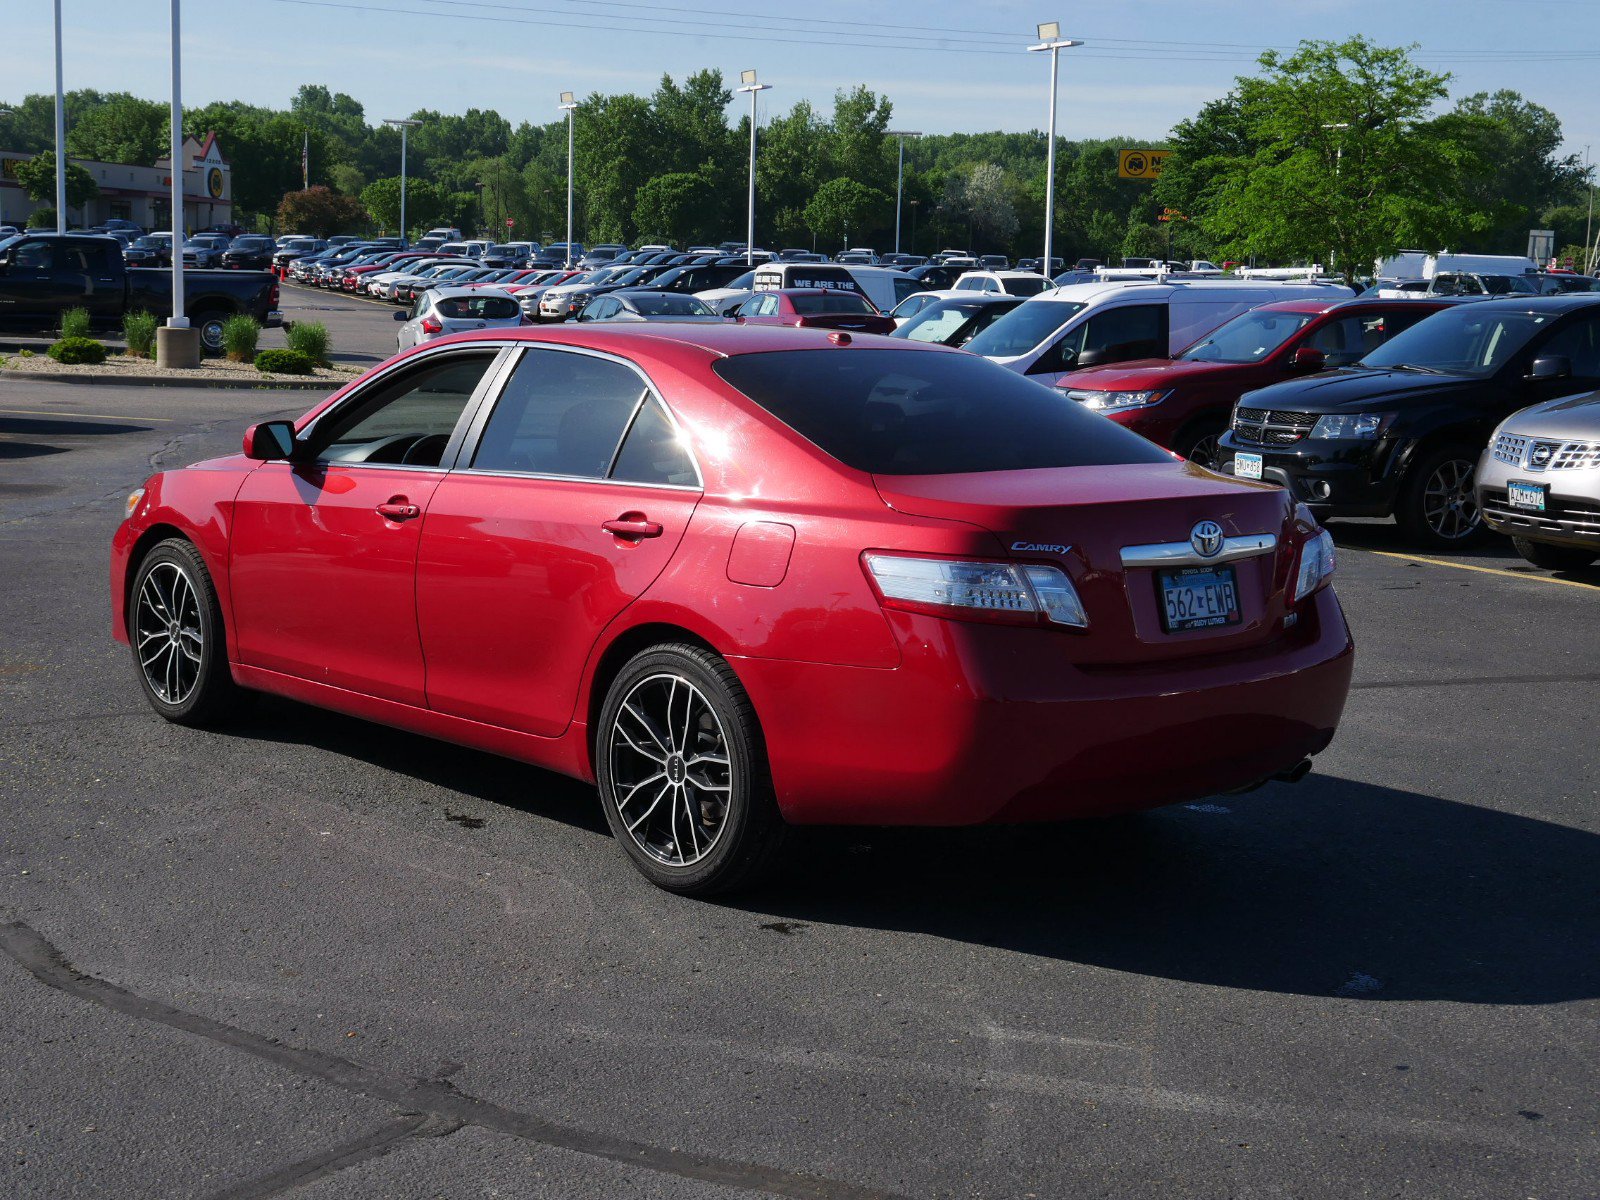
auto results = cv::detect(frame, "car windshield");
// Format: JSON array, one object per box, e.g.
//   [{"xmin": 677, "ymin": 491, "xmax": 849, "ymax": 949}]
[
  {"xmin": 436, "ymin": 295, "xmax": 520, "ymax": 320},
  {"xmin": 628, "ymin": 292, "xmax": 712, "ymax": 316},
  {"xmin": 964, "ymin": 300, "xmax": 1087, "ymax": 358},
  {"xmin": 1179, "ymin": 310, "xmax": 1318, "ymax": 363},
  {"xmin": 229, "ymin": 237, "xmax": 271, "ymax": 249},
  {"xmin": 714, "ymin": 348, "xmax": 1171, "ymax": 475},
  {"xmin": 791, "ymin": 292, "xmax": 873, "ymax": 315},
  {"xmin": 134, "ymin": 237, "xmax": 165, "ymax": 248},
  {"xmin": 899, "ymin": 302, "xmax": 1000, "ymax": 344},
  {"xmin": 1360, "ymin": 306, "xmax": 1557, "ymax": 377}
]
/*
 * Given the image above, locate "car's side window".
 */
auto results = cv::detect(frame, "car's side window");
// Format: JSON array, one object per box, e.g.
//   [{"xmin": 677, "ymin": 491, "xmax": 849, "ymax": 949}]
[
  {"xmin": 471, "ymin": 348, "xmax": 647, "ymax": 479},
  {"xmin": 1534, "ymin": 313, "xmax": 1600, "ymax": 381},
  {"xmin": 308, "ymin": 350, "xmax": 499, "ymax": 467},
  {"xmin": 610, "ymin": 398, "xmax": 698, "ymax": 487},
  {"xmin": 12, "ymin": 240, "xmax": 52, "ymax": 271}
]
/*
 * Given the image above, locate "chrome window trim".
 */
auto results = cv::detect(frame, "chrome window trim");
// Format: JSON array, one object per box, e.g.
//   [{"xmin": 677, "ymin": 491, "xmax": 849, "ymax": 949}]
[
  {"xmin": 1120, "ymin": 533, "xmax": 1278, "ymax": 569},
  {"xmin": 456, "ymin": 342, "xmax": 706, "ymax": 491}
]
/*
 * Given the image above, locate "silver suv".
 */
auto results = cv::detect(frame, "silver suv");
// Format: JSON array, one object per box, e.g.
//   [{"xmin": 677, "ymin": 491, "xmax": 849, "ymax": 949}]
[{"xmin": 1477, "ymin": 391, "xmax": 1600, "ymax": 570}]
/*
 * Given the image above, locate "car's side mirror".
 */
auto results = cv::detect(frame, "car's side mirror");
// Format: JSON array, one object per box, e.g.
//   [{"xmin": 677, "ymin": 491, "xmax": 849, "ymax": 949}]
[
  {"xmin": 393, "ymin": 310, "xmax": 408, "ymax": 321},
  {"xmin": 1527, "ymin": 355, "xmax": 1571, "ymax": 381},
  {"xmin": 1075, "ymin": 347, "xmax": 1107, "ymax": 368},
  {"xmin": 242, "ymin": 420, "xmax": 297, "ymax": 461},
  {"xmin": 1289, "ymin": 346, "xmax": 1327, "ymax": 372}
]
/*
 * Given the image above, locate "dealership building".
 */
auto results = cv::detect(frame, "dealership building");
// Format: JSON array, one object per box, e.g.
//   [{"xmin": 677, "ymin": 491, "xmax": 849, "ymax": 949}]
[{"xmin": 0, "ymin": 132, "xmax": 233, "ymax": 231}]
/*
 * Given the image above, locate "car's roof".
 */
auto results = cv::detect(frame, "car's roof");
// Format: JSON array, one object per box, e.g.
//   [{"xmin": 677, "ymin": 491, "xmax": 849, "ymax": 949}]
[
  {"xmin": 422, "ymin": 322, "xmax": 957, "ymax": 359},
  {"xmin": 429, "ymin": 286, "xmax": 517, "ymax": 300},
  {"xmin": 1254, "ymin": 296, "xmax": 1452, "ymax": 316},
  {"xmin": 1465, "ymin": 293, "xmax": 1600, "ymax": 313}
]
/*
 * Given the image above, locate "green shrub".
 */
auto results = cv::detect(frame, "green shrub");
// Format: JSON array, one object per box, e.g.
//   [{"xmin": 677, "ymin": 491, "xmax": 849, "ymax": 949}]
[
  {"xmin": 286, "ymin": 320, "xmax": 330, "ymax": 366},
  {"xmin": 47, "ymin": 337, "xmax": 107, "ymax": 365},
  {"xmin": 26, "ymin": 207, "xmax": 56, "ymax": 229},
  {"xmin": 60, "ymin": 307, "xmax": 92, "ymax": 340},
  {"xmin": 123, "ymin": 310, "xmax": 159, "ymax": 358},
  {"xmin": 255, "ymin": 348, "xmax": 315, "ymax": 375},
  {"xmin": 17, "ymin": 348, "xmax": 35, "ymax": 358},
  {"xmin": 222, "ymin": 314, "xmax": 261, "ymax": 363}
]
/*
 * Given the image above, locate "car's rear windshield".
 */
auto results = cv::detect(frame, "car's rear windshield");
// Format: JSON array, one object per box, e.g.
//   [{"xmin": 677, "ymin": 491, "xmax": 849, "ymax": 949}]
[
  {"xmin": 791, "ymin": 292, "xmax": 873, "ymax": 315},
  {"xmin": 1000, "ymin": 275, "xmax": 1051, "ymax": 296},
  {"xmin": 965, "ymin": 300, "xmax": 1086, "ymax": 358},
  {"xmin": 628, "ymin": 292, "xmax": 711, "ymax": 315},
  {"xmin": 437, "ymin": 296, "xmax": 520, "ymax": 319},
  {"xmin": 713, "ymin": 348, "xmax": 1170, "ymax": 475}
]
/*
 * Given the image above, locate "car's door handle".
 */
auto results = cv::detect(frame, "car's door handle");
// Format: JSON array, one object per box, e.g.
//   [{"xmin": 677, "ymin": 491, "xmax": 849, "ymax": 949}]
[
  {"xmin": 376, "ymin": 499, "xmax": 422, "ymax": 521},
  {"xmin": 602, "ymin": 517, "xmax": 663, "ymax": 539}
]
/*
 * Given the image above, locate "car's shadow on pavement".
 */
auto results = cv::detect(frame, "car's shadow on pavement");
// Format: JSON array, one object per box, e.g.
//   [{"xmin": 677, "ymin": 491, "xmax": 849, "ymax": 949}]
[{"xmin": 740, "ymin": 775, "xmax": 1600, "ymax": 1006}]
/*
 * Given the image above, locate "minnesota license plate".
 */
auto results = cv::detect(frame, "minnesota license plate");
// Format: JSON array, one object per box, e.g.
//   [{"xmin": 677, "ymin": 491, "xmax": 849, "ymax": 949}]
[
  {"xmin": 1234, "ymin": 452, "xmax": 1263, "ymax": 480},
  {"xmin": 1157, "ymin": 565, "xmax": 1241, "ymax": 633},
  {"xmin": 1506, "ymin": 481, "xmax": 1547, "ymax": 511}
]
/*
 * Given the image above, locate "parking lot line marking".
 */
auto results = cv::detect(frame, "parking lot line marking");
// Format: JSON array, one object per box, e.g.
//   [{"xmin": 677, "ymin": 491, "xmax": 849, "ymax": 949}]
[
  {"xmin": 1360, "ymin": 549, "xmax": 1599, "ymax": 591},
  {"xmin": 0, "ymin": 407, "xmax": 175, "ymax": 423}
]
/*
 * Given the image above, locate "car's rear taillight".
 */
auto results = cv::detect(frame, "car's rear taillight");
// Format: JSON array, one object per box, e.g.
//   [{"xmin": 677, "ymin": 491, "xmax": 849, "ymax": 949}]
[
  {"xmin": 421, "ymin": 316, "xmax": 443, "ymax": 334},
  {"xmin": 1293, "ymin": 529, "xmax": 1336, "ymax": 601},
  {"xmin": 862, "ymin": 553, "xmax": 1088, "ymax": 629}
]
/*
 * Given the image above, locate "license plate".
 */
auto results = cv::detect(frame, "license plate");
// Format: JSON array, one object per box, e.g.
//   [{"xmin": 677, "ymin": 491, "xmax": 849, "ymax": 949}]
[
  {"xmin": 1157, "ymin": 565, "xmax": 1242, "ymax": 633},
  {"xmin": 1506, "ymin": 481, "xmax": 1547, "ymax": 511},
  {"xmin": 1234, "ymin": 452, "xmax": 1263, "ymax": 480}
]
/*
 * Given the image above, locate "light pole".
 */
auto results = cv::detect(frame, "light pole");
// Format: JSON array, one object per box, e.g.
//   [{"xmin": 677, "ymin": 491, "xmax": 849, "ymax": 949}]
[
  {"xmin": 1320, "ymin": 122, "xmax": 1350, "ymax": 273},
  {"xmin": 383, "ymin": 118, "xmax": 421, "ymax": 243},
  {"xmin": 0, "ymin": 110, "xmax": 11, "ymax": 227},
  {"xmin": 889, "ymin": 130, "xmax": 921, "ymax": 256},
  {"xmin": 737, "ymin": 70, "xmax": 771, "ymax": 267},
  {"xmin": 53, "ymin": 0, "xmax": 66, "ymax": 232},
  {"xmin": 1028, "ymin": 22, "xmax": 1082, "ymax": 279},
  {"xmin": 1583, "ymin": 146, "xmax": 1594, "ymax": 274},
  {"xmin": 155, "ymin": 0, "xmax": 198, "ymax": 368},
  {"xmin": 908, "ymin": 199, "xmax": 921, "ymax": 257},
  {"xmin": 559, "ymin": 92, "xmax": 577, "ymax": 267}
]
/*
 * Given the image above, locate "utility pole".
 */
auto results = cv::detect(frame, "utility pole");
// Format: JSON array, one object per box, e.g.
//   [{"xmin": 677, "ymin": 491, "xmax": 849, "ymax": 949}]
[
  {"xmin": 737, "ymin": 71, "xmax": 771, "ymax": 267},
  {"xmin": 1028, "ymin": 23, "xmax": 1083, "ymax": 279},
  {"xmin": 53, "ymin": 0, "xmax": 66, "ymax": 232},
  {"xmin": 559, "ymin": 92, "xmax": 577, "ymax": 267},
  {"xmin": 889, "ymin": 131, "xmax": 921, "ymax": 256}
]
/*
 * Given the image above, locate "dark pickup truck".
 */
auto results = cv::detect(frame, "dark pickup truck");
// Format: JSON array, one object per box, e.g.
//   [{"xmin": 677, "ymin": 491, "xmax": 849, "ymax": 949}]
[{"xmin": 0, "ymin": 232, "xmax": 282, "ymax": 355}]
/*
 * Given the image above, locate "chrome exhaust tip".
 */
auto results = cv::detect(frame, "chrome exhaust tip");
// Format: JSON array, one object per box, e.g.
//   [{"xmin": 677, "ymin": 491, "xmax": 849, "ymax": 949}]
[{"xmin": 1272, "ymin": 758, "xmax": 1313, "ymax": 785}]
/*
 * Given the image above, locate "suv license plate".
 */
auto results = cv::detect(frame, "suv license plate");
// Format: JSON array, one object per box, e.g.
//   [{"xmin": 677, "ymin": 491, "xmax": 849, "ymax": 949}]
[
  {"xmin": 1157, "ymin": 565, "xmax": 1242, "ymax": 633},
  {"xmin": 1234, "ymin": 452, "xmax": 1263, "ymax": 480},
  {"xmin": 1507, "ymin": 481, "xmax": 1547, "ymax": 511}
]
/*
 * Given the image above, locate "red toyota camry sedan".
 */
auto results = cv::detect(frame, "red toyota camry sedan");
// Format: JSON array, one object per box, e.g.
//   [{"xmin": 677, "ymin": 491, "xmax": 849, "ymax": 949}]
[{"xmin": 111, "ymin": 325, "xmax": 1354, "ymax": 894}]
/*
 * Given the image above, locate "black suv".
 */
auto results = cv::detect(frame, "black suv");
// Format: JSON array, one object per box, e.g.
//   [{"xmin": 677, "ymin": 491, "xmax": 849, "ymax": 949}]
[
  {"xmin": 1216, "ymin": 295, "xmax": 1600, "ymax": 548},
  {"xmin": 221, "ymin": 235, "xmax": 276, "ymax": 270}
]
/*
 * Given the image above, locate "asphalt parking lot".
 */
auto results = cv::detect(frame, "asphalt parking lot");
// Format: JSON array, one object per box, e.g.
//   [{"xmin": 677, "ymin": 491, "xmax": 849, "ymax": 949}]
[{"xmin": 1, "ymin": 372, "xmax": 1597, "ymax": 1199}]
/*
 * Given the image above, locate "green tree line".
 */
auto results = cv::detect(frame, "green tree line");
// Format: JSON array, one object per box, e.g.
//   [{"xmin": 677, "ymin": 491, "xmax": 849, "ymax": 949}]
[{"xmin": 1, "ymin": 41, "xmax": 1588, "ymax": 269}]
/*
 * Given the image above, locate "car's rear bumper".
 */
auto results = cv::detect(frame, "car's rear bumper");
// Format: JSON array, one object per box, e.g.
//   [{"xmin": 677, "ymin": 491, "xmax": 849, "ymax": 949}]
[{"xmin": 734, "ymin": 586, "xmax": 1354, "ymax": 826}]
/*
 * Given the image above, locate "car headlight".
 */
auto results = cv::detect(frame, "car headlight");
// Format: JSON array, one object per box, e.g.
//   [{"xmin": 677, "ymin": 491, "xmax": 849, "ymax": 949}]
[
  {"xmin": 1293, "ymin": 529, "xmax": 1336, "ymax": 601},
  {"xmin": 1065, "ymin": 389, "xmax": 1169, "ymax": 411},
  {"xmin": 1310, "ymin": 412, "xmax": 1389, "ymax": 440}
]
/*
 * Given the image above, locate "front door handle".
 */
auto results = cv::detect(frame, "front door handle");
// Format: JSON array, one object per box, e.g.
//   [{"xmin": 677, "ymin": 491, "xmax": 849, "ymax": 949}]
[
  {"xmin": 376, "ymin": 498, "xmax": 421, "ymax": 521},
  {"xmin": 602, "ymin": 516, "xmax": 663, "ymax": 540}
]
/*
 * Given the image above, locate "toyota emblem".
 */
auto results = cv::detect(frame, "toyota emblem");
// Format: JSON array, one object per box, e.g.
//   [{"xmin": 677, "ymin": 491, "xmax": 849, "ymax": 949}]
[{"xmin": 1190, "ymin": 520, "xmax": 1225, "ymax": 558}]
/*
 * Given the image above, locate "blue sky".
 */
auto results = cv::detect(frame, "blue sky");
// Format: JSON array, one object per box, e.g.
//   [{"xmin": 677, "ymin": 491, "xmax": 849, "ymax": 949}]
[{"xmin": 10, "ymin": 0, "xmax": 1600, "ymax": 158}]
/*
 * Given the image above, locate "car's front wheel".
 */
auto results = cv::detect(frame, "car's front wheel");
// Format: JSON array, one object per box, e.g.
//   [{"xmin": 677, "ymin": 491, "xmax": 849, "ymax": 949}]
[
  {"xmin": 129, "ymin": 539, "xmax": 243, "ymax": 726},
  {"xmin": 596, "ymin": 643, "xmax": 787, "ymax": 895},
  {"xmin": 1511, "ymin": 537, "xmax": 1597, "ymax": 572},
  {"xmin": 1396, "ymin": 443, "xmax": 1487, "ymax": 549}
]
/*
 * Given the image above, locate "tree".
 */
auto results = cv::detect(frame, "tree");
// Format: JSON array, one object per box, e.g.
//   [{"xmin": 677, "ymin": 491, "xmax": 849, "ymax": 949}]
[
  {"xmin": 15, "ymin": 151, "xmax": 99, "ymax": 211},
  {"xmin": 573, "ymin": 93, "xmax": 659, "ymax": 242},
  {"xmin": 26, "ymin": 207, "xmax": 57, "ymax": 229},
  {"xmin": 962, "ymin": 163, "xmax": 1018, "ymax": 250},
  {"xmin": 1172, "ymin": 37, "xmax": 1493, "ymax": 284},
  {"xmin": 804, "ymin": 177, "xmax": 890, "ymax": 247},
  {"xmin": 360, "ymin": 176, "xmax": 449, "ymax": 237},
  {"xmin": 66, "ymin": 93, "xmax": 167, "ymax": 164},
  {"xmin": 276, "ymin": 186, "xmax": 367, "ymax": 237},
  {"xmin": 184, "ymin": 102, "xmax": 339, "ymax": 217},
  {"xmin": 634, "ymin": 171, "xmax": 717, "ymax": 246},
  {"xmin": 755, "ymin": 100, "xmax": 829, "ymax": 246}
]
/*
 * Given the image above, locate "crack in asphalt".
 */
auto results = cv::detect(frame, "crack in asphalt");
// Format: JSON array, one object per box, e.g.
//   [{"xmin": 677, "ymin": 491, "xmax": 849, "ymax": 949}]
[
  {"xmin": 0, "ymin": 920, "xmax": 910, "ymax": 1200},
  {"xmin": 1352, "ymin": 672, "xmax": 1600, "ymax": 690},
  {"xmin": 204, "ymin": 1112, "xmax": 461, "ymax": 1200}
]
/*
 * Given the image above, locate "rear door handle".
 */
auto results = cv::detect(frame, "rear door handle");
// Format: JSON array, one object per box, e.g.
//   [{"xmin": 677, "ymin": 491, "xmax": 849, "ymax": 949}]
[
  {"xmin": 376, "ymin": 499, "xmax": 422, "ymax": 521},
  {"xmin": 602, "ymin": 517, "xmax": 663, "ymax": 540}
]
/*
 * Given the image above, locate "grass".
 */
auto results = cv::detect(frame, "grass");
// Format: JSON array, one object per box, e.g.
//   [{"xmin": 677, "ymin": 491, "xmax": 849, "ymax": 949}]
[
  {"xmin": 60, "ymin": 307, "xmax": 92, "ymax": 340},
  {"xmin": 123, "ymin": 310, "xmax": 159, "ymax": 358},
  {"xmin": 286, "ymin": 320, "xmax": 331, "ymax": 366},
  {"xmin": 221, "ymin": 314, "xmax": 261, "ymax": 363}
]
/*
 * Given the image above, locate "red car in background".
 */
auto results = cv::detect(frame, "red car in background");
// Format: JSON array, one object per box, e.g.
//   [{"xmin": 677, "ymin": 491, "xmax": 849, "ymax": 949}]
[
  {"xmin": 1059, "ymin": 298, "xmax": 1452, "ymax": 467},
  {"xmin": 734, "ymin": 288, "xmax": 898, "ymax": 335},
  {"xmin": 111, "ymin": 326, "xmax": 1352, "ymax": 895}
]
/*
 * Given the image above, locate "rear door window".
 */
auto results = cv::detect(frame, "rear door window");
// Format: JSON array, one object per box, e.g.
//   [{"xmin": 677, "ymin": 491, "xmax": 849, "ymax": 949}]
[{"xmin": 471, "ymin": 349, "xmax": 647, "ymax": 478}]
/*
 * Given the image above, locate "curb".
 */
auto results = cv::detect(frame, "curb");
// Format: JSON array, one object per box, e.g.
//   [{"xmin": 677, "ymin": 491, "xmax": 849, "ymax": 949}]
[{"xmin": 0, "ymin": 368, "xmax": 343, "ymax": 390}]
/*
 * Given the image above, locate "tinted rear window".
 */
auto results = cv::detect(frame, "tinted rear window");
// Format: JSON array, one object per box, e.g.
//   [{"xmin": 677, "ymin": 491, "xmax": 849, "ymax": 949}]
[
  {"xmin": 713, "ymin": 348, "xmax": 1169, "ymax": 475},
  {"xmin": 437, "ymin": 296, "xmax": 520, "ymax": 319},
  {"xmin": 791, "ymin": 292, "xmax": 872, "ymax": 315}
]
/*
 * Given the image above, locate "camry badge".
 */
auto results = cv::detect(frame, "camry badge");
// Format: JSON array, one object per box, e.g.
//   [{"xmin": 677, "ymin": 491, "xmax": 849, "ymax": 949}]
[
  {"xmin": 1190, "ymin": 521, "xmax": 1225, "ymax": 558},
  {"xmin": 1011, "ymin": 541, "xmax": 1071, "ymax": 555}
]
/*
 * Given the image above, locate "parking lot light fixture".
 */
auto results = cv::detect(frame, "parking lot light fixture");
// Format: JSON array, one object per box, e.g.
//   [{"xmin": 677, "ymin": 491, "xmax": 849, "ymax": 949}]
[
  {"xmin": 166, "ymin": 0, "xmax": 186, "ymax": 330},
  {"xmin": 889, "ymin": 131, "xmax": 922, "ymax": 256},
  {"xmin": 1028, "ymin": 23, "xmax": 1083, "ymax": 281},
  {"xmin": 559, "ymin": 92, "xmax": 577, "ymax": 268},
  {"xmin": 383, "ymin": 118, "xmax": 422, "ymax": 244},
  {"xmin": 54, "ymin": 0, "xmax": 66, "ymax": 233},
  {"xmin": 737, "ymin": 70, "xmax": 772, "ymax": 267}
]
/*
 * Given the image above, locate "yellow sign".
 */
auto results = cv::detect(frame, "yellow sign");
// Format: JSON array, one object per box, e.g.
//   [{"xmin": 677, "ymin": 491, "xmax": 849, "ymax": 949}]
[
  {"xmin": 1118, "ymin": 149, "xmax": 1170, "ymax": 181},
  {"xmin": 207, "ymin": 167, "xmax": 225, "ymax": 199}
]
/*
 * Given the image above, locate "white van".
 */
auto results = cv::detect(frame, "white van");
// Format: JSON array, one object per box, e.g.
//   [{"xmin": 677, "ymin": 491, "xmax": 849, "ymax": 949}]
[
  {"xmin": 965, "ymin": 278, "xmax": 1352, "ymax": 387},
  {"xmin": 751, "ymin": 262, "xmax": 925, "ymax": 314},
  {"xmin": 1374, "ymin": 251, "xmax": 1539, "ymax": 280}
]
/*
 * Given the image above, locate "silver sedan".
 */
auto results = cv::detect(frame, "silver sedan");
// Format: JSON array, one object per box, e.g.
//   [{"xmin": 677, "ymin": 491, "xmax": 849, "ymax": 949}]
[
  {"xmin": 394, "ymin": 287, "xmax": 525, "ymax": 351},
  {"xmin": 1477, "ymin": 390, "xmax": 1600, "ymax": 570}
]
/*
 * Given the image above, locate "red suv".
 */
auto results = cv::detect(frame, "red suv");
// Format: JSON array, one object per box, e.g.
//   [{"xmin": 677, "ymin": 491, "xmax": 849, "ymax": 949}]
[
  {"xmin": 734, "ymin": 288, "xmax": 898, "ymax": 335},
  {"xmin": 1059, "ymin": 299, "xmax": 1451, "ymax": 467}
]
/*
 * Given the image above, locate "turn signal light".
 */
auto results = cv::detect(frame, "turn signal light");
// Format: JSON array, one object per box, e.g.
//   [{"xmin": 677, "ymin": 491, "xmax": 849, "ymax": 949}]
[
  {"xmin": 1293, "ymin": 529, "xmax": 1336, "ymax": 601},
  {"xmin": 862, "ymin": 553, "xmax": 1088, "ymax": 629}
]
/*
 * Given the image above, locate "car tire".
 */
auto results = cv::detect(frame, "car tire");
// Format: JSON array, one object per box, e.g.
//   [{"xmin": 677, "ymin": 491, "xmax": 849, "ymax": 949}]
[
  {"xmin": 128, "ymin": 538, "xmax": 244, "ymax": 727},
  {"xmin": 1175, "ymin": 418, "xmax": 1228, "ymax": 470},
  {"xmin": 1511, "ymin": 537, "xmax": 1596, "ymax": 572},
  {"xmin": 596, "ymin": 643, "xmax": 788, "ymax": 896},
  {"xmin": 1396, "ymin": 443, "xmax": 1488, "ymax": 549},
  {"xmin": 192, "ymin": 309, "xmax": 229, "ymax": 357}
]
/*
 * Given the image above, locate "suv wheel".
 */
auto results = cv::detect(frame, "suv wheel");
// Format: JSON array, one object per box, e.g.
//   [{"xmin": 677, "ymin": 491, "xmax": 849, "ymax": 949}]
[
  {"xmin": 1511, "ymin": 537, "xmax": 1597, "ymax": 572},
  {"xmin": 1176, "ymin": 419, "xmax": 1228, "ymax": 470},
  {"xmin": 1397, "ymin": 444, "xmax": 1487, "ymax": 549}
]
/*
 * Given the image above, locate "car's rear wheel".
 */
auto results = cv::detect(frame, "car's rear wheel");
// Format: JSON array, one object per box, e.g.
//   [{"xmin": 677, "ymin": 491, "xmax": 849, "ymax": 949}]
[
  {"xmin": 1511, "ymin": 537, "xmax": 1597, "ymax": 572},
  {"xmin": 129, "ymin": 539, "xmax": 243, "ymax": 726},
  {"xmin": 192, "ymin": 309, "xmax": 228, "ymax": 357},
  {"xmin": 1396, "ymin": 444, "xmax": 1487, "ymax": 549},
  {"xmin": 596, "ymin": 644, "xmax": 787, "ymax": 896}
]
